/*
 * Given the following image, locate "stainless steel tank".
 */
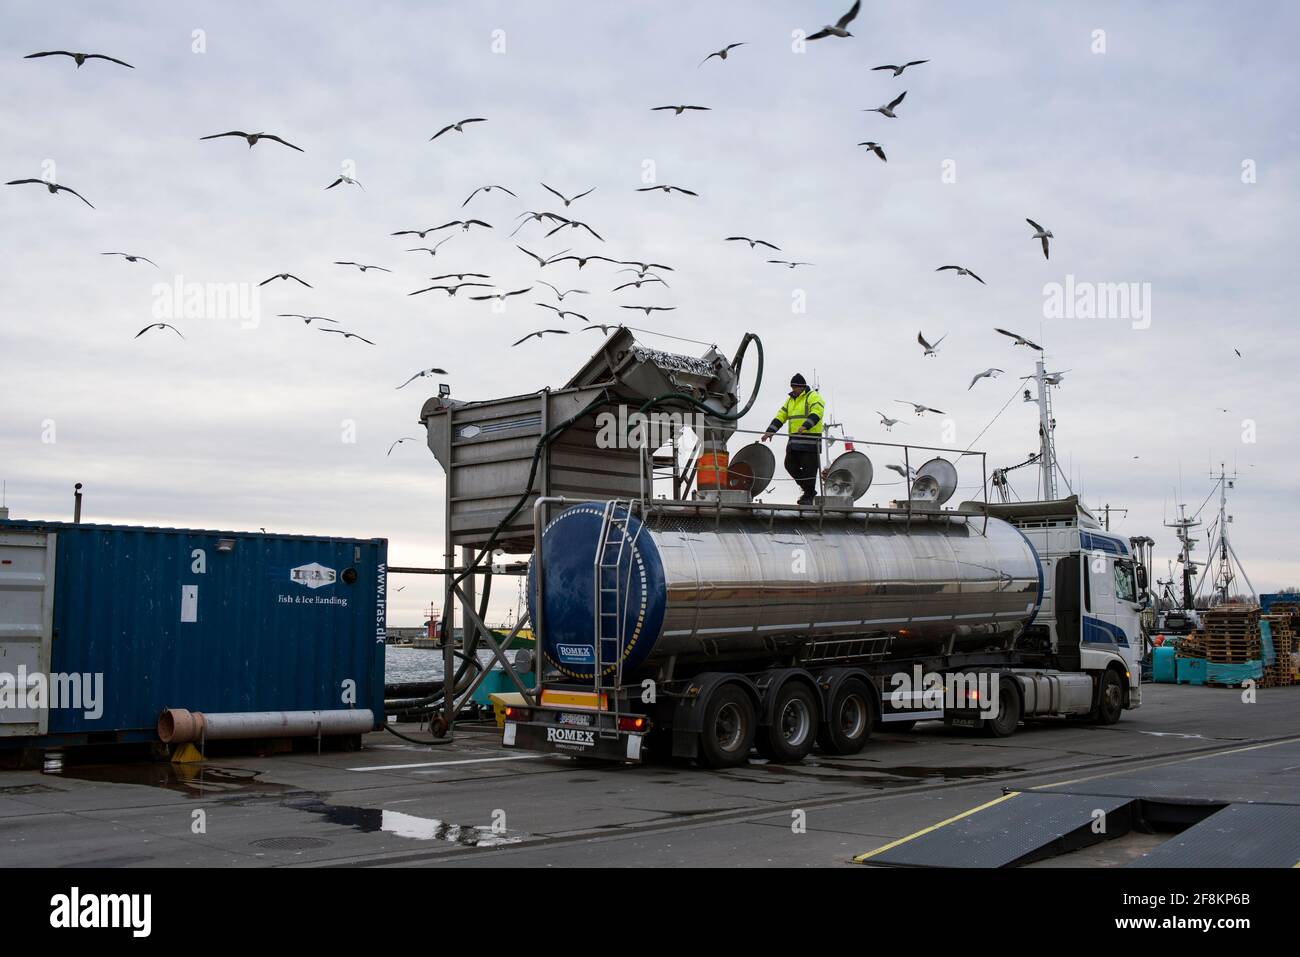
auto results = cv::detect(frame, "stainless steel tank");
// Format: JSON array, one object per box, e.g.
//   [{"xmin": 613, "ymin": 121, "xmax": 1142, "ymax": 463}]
[{"xmin": 530, "ymin": 504, "xmax": 1043, "ymax": 680}]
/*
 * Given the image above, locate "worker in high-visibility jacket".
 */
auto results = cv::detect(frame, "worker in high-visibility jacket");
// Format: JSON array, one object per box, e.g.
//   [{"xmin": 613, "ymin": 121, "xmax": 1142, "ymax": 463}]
[{"xmin": 760, "ymin": 373, "xmax": 825, "ymax": 505}]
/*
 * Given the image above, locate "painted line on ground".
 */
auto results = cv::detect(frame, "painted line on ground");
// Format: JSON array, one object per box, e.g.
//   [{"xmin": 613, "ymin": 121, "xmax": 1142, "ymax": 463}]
[
  {"xmin": 852, "ymin": 791, "xmax": 1021, "ymax": 864},
  {"xmin": 347, "ymin": 754, "xmax": 548, "ymax": 772}
]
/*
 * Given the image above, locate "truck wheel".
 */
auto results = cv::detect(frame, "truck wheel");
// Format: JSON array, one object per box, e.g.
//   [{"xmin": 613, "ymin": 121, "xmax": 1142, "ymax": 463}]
[
  {"xmin": 697, "ymin": 684, "xmax": 756, "ymax": 769},
  {"xmin": 1094, "ymin": 669, "xmax": 1124, "ymax": 725},
  {"xmin": 816, "ymin": 678, "xmax": 874, "ymax": 755},
  {"xmin": 758, "ymin": 682, "xmax": 820, "ymax": 763},
  {"xmin": 982, "ymin": 679, "xmax": 1022, "ymax": 738}
]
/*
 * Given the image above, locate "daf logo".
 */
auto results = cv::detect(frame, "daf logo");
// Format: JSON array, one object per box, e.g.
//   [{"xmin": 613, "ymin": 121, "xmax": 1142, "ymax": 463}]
[
  {"xmin": 290, "ymin": 562, "xmax": 337, "ymax": 589},
  {"xmin": 546, "ymin": 727, "xmax": 595, "ymax": 747}
]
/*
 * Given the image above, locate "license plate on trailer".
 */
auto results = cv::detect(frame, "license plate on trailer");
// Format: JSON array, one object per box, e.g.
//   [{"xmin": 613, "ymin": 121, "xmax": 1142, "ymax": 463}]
[
  {"xmin": 949, "ymin": 717, "xmax": 980, "ymax": 728},
  {"xmin": 558, "ymin": 712, "xmax": 592, "ymax": 727}
]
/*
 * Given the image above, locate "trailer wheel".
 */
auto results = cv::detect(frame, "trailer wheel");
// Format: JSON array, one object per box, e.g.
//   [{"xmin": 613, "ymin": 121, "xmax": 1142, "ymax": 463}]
[
  {"xmin": 982, "ymin": 678, "xmax": 1022, "ymax": 738},
  {"xmin": 816, "ymin": 678, "xmax": 875, "ymax": 755},
  {"xmin": 757, "ymin": 682, "xmax": 821, "ymax": 763},
  {"xmin": 1094, "ymin": 668, "xmax": 1124, "ymax": 725},
  {"xmin": 697, "ymin": 684, "xmax": 756, "ymax": 769}
]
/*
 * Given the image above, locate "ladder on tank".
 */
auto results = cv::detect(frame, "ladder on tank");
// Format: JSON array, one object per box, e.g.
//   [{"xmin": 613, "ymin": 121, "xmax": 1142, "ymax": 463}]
[{"xmin": 592, "ymin": 500, "xmax": 643, "ymax": 737}]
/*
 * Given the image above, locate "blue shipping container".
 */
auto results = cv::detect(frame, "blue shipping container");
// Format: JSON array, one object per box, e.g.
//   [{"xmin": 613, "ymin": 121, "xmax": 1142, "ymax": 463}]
[{"xmin": 0, "ymin": 519, "xmax": 386, "ymax": 747}]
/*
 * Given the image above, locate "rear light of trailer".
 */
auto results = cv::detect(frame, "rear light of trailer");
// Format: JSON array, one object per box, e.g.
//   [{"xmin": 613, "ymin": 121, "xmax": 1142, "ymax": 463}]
[
  {"xmin": 504, "ymin": 706, "xmax": 532, "ymax": 722},
  {"xmin": 618, "ymin": 716, "xmax": 648, "ymax": 732}
]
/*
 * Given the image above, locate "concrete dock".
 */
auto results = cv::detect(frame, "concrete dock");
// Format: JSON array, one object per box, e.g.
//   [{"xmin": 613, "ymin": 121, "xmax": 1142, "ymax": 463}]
[{"xmin": 0, "ymin": 684, "xmax": 1295, "ymax": 868}]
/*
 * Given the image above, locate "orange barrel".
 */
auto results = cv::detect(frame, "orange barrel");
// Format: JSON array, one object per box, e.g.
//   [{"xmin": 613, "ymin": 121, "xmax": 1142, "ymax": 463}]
[{"xmin": 696, "ymin": 449, "xmax": 730, "ymax": 489}]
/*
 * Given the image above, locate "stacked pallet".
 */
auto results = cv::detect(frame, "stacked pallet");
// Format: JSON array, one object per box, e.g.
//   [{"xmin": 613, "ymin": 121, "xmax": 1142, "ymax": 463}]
[
  {"xmin": 1176, "ymin": 631, "xmax": 1206, "ymax": 659},
  {"xmin": 1262, "ymin": 613, "xmax": 1296, "ymax": 688},
  {"xmin": 1200, "ymin": 606, "xmax": 1261, "ymax": 686}
]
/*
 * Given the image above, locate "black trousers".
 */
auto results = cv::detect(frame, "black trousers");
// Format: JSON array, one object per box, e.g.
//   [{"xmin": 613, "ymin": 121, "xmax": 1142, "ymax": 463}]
[{"xmin": 784, "ymin": 444, "xmax": 820, "ymax": 497}]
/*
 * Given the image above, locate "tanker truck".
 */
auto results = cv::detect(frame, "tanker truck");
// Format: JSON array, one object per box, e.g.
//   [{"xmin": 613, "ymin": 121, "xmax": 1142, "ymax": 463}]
[{"xmin": 502, "ymin": 488, "xmax": 1144, "ymax": 767}]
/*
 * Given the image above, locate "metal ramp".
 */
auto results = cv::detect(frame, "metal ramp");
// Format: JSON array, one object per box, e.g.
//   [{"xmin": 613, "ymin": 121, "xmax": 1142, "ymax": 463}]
[
  {"xmin": 1127, "ymin": 803, "xmax": 1300, "ymax": 868},
  {"xmin": 855, "ymin": 792, "xmax": 1136, "ymax": 867}
]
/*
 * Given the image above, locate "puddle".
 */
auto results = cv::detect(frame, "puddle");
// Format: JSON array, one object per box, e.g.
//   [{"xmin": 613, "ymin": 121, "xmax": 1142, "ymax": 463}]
[
  {"xmin": 290, "ymin": 798, "xmax": 523, "ymax": 847},
  {"xmin": 744, "ymin": 760, "xmax": 1022, "ymax": 787},
  {"xmin": 42, "ymin": 758, "xmax": 288, "ymax": 798}
]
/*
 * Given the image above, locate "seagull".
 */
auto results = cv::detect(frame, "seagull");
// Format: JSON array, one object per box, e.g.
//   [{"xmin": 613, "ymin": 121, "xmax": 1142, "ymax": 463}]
[
  {"xmin": 404, "ymin": 243, "xmax": 454, "ymax": 257},
  {"xmin": 937, "ymin": 265, "xmax": 984, "ymax": 284},
  {"xmin": 277, "ymin": 313, "xmax": 338, "ymax": 324},
  {"xmin": 510, "ymin": 210, "xmax": 569, "ymax": 236},
  {"xmin": 582, "ymin": 324, "xmax": 620, "ymax": 335},
  {"xmin": 430, "ymin": 118, "xmax": 486, "ymax": 140},
  {"xmin": 725, "ymin": 236, "xmax": 780, "ymax": 250},
  {"xmin": 325, "ymin": 174, "xmax": 363, "ymax": 190},
  {"xmin": 541, "ymin": 184, "xmax": 595, "ymax": 207},
  {"xmin": 200, "ymin": 131, "xmax": 303, "ymax": 151},
  {"xmin": 260, "ymin": 273, "xmax": 312, "ymax": 287},
  {"xmin": 1234, "ymin": 349, "xmax": 1242, "ymax": 358},
  {"xmin": 135, "ymin": 323, "xmax": 183, "ymax": 339},
  {"xmin": 994, "ymin": 327, "xmax": 1044, "ymax": 351},
  {"xmin": 968, "ymin": 368, "xmax": 1005, "ymax": 390},
  {"xmin": 652, "ymin": 105, "xmax": 711, "ymax": 115},
  {"xmin": 895, "ymin": 400, "xmax": 945, "ymax": 416},
  {"xmin": 102, "ymin": 252, "xmax": 156, "ymax": 266},
  {"xmin": 513, "ymin": 329, "xmax": 569, "ymax": 346},
  {"xmin": 470, "ymin": 287, "xmax": 532, "ymax": 301},
  {"xmin": 387, "ymin": 437, "xmax": 421, "ymax": 456},
  {"xmin": 6, "ymin": 178, "xmax": 94, "ymax": 207},
  {"xmin": 546, "ymin": 219, "xmax": 604, "ymax": 241},
  {"xmin": 552, "ymin": 253, "xmax": 617, "ymax": 270},
  {"xmin": 618, "ymin": 259, "xmax": 675, "ymax": 275},
  {"xmin": 886, "ymin": 463, "xmax": 917, "ymax": 479},
  {"xmin": 620, "ymin": 305, "xmax": 676, "ymax": 316},
  {"xmin": 517, "ymin": 245, "xmax": 574, "ymax": 268},
  {"xmin": 462, "ymin": 185, "xmax": 517, "ymax": 207},
  {"xmin": 432, "ymin": 219, "xmax": 492, "ymax": 232},
  {"xmin": 865, "ymin": 91, "xmax": 907, "ymax": 118},
  {"xmin": 1026, "ymin": 219, "xmax": 1053, "ymax": 259},
  {"xmin": 872, "ymin": 60, "xmax": 928, "ymax": 77},
  {"xmin": 636, "ymin": 185, "xmax": 698, "ymax": 197},
  {"xmin": 334, "ymin": 262, "xmax": 391, "ymax": 273},
  {"xmin": 396, "ymin": 368, "xmax": 448, "ymax": 390},
  {"xmin": 1042, "ymin": 370, "xmax": 1069, "ymax": 386},
  {"xmin": 429, "ymin": 272, "xmax": 490, "ymax": 282},
  {"xmin": 320, "ymin": 328, "xmax": 375, "ymax": 345},
  {"xmin": 613, "ymin": 276, "xmax": 669, "ymax": 291},
  {"xmin": 700, "ymin": 43, "xmax": 746, "ymax": 66},
  {"xmin": 876, "ymin": 412, "xmax": 903, "ymax": 430},
  {"xmin": 408, "ymin": 282, "xmax": 491, "ymax": 297},
  {"xmin": 858, "ymin": 141, "xmax": 887, "ymax": 162},
  {"xmin": 768, "ymin": 260, "xmax": 813, "ymax": 269},
  {"xmin": 537, "ymin": 281, "xmax": 589, "ymax": 301},
  {"xmin": 807, "ymin": 1, "xmax": 861, "ymax": 40},
  {"xmin": 917, "ymin": 331, "xmax": 946, "ymax": 356},
  {"xmin": 536, "ymin": 303, "xmax": 589, "ymax": 322},
  {"xmin": 391, "ymin": 228, "xmax": 449, "ymax": 241},
  {"xmin": 24, "ymin": 50, "xmax": 133, "ymax": 69}
]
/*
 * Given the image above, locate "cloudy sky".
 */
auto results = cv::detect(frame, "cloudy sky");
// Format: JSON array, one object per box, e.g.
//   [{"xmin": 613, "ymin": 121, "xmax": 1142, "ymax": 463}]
[{"xmin": 3, "ymin": 1, "xmax": 1296, "ymax": 625}]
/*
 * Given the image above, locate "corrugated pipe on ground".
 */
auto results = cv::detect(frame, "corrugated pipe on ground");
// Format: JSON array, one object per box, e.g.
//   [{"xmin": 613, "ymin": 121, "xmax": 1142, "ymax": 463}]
[{"xmin": 157, "ymin": 708, "xmax": 376, "ymax": 744}]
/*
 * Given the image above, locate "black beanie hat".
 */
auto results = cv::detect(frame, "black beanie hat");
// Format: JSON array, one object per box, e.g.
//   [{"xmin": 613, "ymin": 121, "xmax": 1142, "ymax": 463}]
[{"xmin": 790, "ymin": 373, "xmax": 808, "ymax": 387}]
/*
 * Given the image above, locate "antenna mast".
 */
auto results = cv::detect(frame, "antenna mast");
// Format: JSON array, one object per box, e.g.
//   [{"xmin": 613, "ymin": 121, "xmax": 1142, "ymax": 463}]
[{"xmin": 1203, "ymin": 463, "xmax": 1254, "ymax": 604}]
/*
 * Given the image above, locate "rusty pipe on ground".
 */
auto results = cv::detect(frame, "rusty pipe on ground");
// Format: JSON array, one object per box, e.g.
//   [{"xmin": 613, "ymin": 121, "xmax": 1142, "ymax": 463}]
[{"xmin": 157, "ymin": 708, "xmax": 376, "ymax": 744}]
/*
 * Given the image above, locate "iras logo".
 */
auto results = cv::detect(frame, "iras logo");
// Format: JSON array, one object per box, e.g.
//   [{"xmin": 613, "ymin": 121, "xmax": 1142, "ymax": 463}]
[{"xmin": 290, "ymin": 562, "xmax": 337, "ymax": 589}]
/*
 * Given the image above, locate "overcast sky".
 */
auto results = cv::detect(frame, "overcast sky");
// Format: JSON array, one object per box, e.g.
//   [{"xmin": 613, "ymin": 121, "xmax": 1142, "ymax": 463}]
[{"xmin": 3, "ymin": 1, "xmax": 1297, "ymax": 625}]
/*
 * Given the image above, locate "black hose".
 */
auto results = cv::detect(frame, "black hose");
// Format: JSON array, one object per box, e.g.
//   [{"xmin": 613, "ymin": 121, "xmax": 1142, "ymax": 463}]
[{"xmin": 383, "ymin": 723, "xmax": 454, "ymax": 746}]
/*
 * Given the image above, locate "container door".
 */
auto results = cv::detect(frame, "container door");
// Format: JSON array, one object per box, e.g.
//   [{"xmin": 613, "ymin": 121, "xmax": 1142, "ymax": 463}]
[{"xmin": 0, "ymin": 530, "xmax": 56, "ymax": 736}]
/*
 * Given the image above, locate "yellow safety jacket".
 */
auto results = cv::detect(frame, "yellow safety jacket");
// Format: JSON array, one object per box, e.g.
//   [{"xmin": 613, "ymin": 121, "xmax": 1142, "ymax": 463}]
[{"xmin": 768, "ymin": 389, "xmax": 825, "ymax": 446}]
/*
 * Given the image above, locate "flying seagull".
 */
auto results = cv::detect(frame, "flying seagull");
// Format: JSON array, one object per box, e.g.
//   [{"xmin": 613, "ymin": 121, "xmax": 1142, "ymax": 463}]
[
  {"xmin": 24, "ymin": 50, "xmax": 133, "ymax": 69},
  {"xmin": 620, "ymin": 305, "xmax": 676, "ymax": 316},
  {"xmin": 551, "ymin": 253, "xmax": 617, "ymax": 270},
  {"xmin": 391, "ymin": 227, "xmax": 448, "ymax": 240},
  {"xmin": 768, "ymin": 260, "xmax": 813, "ymax": 269},
  {"xmin": 807, "ymin": 1, "xmax": 861, "ymax": 40},
  {"xmin": 936, "ymin": 265, "xmax": 984, "ymax": 284},
  {"xmin": 387, "ymin": 437, "xmax": 421, "ymax": 456},
  {"xmin": 397, "ymin": 368, "xmax": 448, "ymax": 390},
  {"xmin": 886, "ymin": 463, "xmax": 917, "ymax": 479},
  {"xmin": 865, "ymin": 91, "xmax": 907, "ymax": 118},
  {"xmin": 636, "ymin": 185, "xmax": 698, "ymax": 196},
  {"xmin": 725, "ymin": 236, "xmax": 779, "ymax": 250},
  {"xmin": 510, "ymin": 210, "xmax": 568, "ymax": 236},
  {"xmin": 470, "ymin": 287, "xmax": 532, "ymax": 302},
  {"xmin": 404, "ymin": 243, "xmax": 454, "ymax": 257},
  {"xmin": 537, "ymin": 280, "xmax": 588, "ymax": 301},
  {"xmin": 917, "ymin": 331, "xmax": 946, "ymax": 357},
  {"xmin": 895, "ymin": 400, "xmax": 946, "ymax": 416},
  {"xmin": 320, "ymin": 328, "xmax": 375, "ymax": 345},
  {"xmin": 614, "ymin": 276, "xmax": 669, "ymax": 291},
  {"xmin": 462, "ymin": 185, "xmax": 517, "ymax": 207},
  {"xmin": 325, "ymin": 174, "xmax": 363, "ymax": 190},
  {"xmin": 513, "ymin": 329, "xmax": 569, "ymax": 346},
  {"xmin": 408, "ymin": 282, "xmax": 491, "ymax": 297},
  {"xmin": 541, "ymin": 184, "xmax": 595, "ymax": 207},
  {"xmin": 429, "ymin": 272, "xmax": 490, "ymax": 282},
  {"xmin": 619, "ymin": 259, "xmax": 675, "ymax": 275},
  {"xmin": 260, "ymin": 273, "xmax": 312, "ymax": 287},
  {"xmin": 536, "ymin": 303, "xmax": 589, "ymax": 322},
  {"xmin": 968, "ymin": 368, "xmax": 1005, "ymax": 390},
  {"xmin": 432, "ymin": 219, "xmax": 492, "ymax": 232},
  {"xmin": 994, "ymin": 327, "xmax": 1044, "ymax": 351},
  {"xmin": 200, "ymin": 131, "xmax": 303, "ymax": 151},
  {"xmin": 135, "ymin": 323, "xmax": 183, "ymax": 339},
  {"xmin": 858, "ymin": 141, "xmax": 887, "ymax": 162},
  {"xmin": 582, "ymin": 324, "xmax": 620, "ymax": 335},
  {"xmin": 334, "ymin": 262, "xmax": 391, "ymax": 273},
  {"xmin": 546, "ymin": 219, "xmax": 604, "ymax": 241},
  {"xmin": 876, "ymin": 412, "xmax": 902, "ymax": 430},
  {"xmin": 517, "ymin": 245, "xmax": 574, "ymax": 268},
  {"xmin": 652, "ymin": 105, "xmax": 711, "ymax": 115},
  {"xmin": 872, "ymin": 60, "xmax": 928, "ymax": 77},
  {"xmin": 1026, "ymin": 219, "xmax": 1053, "ymax": 259},
  {"xmin": 430, "ymin": 118, "xmax": 486, "ymax": 140},
  {"xmin": 993, "ymin": 327, "xmax": 1045, "ymax": 348},
  {"xmin": 700, "ymin": 43, "xmax": 746, "ymax": 66},
  {"xmin": 6, "ymin": 178, "xmax": 94, "ymax": 207},
  {"xmin": 277, "ymin": 313, "xmax": 337, "ymax": 324},
  {"xmin": 102, "ymin": 252, "xmax": 156, "ymax": 266}
]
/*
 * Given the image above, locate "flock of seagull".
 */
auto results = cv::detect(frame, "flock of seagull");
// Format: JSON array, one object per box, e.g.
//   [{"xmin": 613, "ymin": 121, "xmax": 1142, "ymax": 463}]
[{"xmin": 11, "ymin": 4, "xmax": 1066, "ymax": 464}]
